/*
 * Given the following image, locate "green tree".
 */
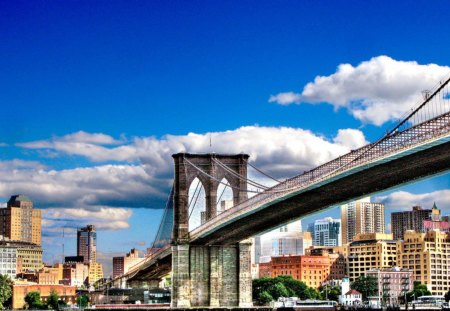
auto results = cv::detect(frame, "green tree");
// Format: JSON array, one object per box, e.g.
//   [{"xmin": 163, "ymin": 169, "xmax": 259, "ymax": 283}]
[
  {"xmin": 257, "ymin": 291, "xmax": 273, "ymax": 305},
  {"xmin": 0, "ymin": 274, "xmax": 12, "ymax": 309},
  {"xmin": 351, "ymin": 275, "xmax": 378, "ymax": 301},
  {"xmin": 252, "ymin": 276, "xmax": 320, "ymax": 305},
  {"xmin": 24, "ymin": 291, "xmax": 44, "ymax": 309},
  {"xmin": 47, "ymin": 289, "xmax": 59, "ymax": 310},
  {"xmin": 406, "ymin": 281, "xmax": 431, "ymax": 302},
  {"xmin": 319, "ymin": 284, "xmax": 341, "ymax": 301},
  {"xmin": 445, "ymin": 289, "xmax": 450, "ymax": 302},
  {"xmin": 77, "ymin": 294, "xmax": 89, "ymax": 308}
]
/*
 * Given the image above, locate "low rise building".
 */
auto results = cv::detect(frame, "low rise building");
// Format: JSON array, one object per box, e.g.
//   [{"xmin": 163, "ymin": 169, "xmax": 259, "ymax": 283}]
[
  {"xmin": 270, "ymin": 254, "xmax": 330, "ymax": 289},
  {"xmin": 365, "ymin": 267, "xmax": 413, "ymax": 306},
  {"xmin": 112, "ymin": 248, "xmax": 143, "ymax": 278},
  {"xmin": 12, "ymin": 284, "xmax": 76, "ymax": 309},
  {"xmin": 63, "ymin": 262, "xmax": 89, "ymax": 287},
  {"xmin": 0, "ymin": 244, "xmax": 17, "ymax": 279},
  {"xmin": 345, "ymin": 233, "xmax": 397, "ymax": 282},
  {"xmin": 0, "ymin": 240, "xmax": 43, "ymax": 273}
]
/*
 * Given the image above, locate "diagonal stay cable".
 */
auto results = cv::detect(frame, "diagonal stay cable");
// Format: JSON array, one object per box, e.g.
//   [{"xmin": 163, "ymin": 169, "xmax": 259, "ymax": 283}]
[
  {"xmin": 244, "ymin": 159, "xmax": 282, "ymax": 183},
  {"xmin": 184, "ymin": 157, "xmax": 264, "ymax": 193},
  {"xmin": 212, "ymin": 158, "xmax": 269, "ymax": 190}
]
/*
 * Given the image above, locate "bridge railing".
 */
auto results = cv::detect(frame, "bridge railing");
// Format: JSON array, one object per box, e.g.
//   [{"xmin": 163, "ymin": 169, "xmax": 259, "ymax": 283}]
[{"xmin": 191, "ymin": 110, "xmax": 450, "ymax": 239}]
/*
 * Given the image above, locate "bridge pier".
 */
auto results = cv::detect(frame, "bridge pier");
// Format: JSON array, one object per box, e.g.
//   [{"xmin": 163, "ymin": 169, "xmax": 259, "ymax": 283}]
[{"xmin": 171, "ymin": 240, "xmax": 252, "ymax": 307}]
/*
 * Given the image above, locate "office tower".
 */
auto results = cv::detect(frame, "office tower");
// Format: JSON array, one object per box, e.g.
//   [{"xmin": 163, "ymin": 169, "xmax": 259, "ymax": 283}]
[
  {"xmin": 77, "ymin": 225, "xmax": 97, "ymax": 264},
  {"xmin": 397, "ymin": 230, "xmax": 450, "ymax": 296},
  {"xmin": 313, "ymin": 217, "xmax": 341, "ymax": 246},
  {"xmin": 391, "ymin": 204, "xmax": 445, "ymax": 240},
  {"xmin": 341, "ymin": 197, "xmax": 385, "ymax": 244},
  {"xmin": 0, "ymin": 195, "xmax": 42, "ymax": 245}
]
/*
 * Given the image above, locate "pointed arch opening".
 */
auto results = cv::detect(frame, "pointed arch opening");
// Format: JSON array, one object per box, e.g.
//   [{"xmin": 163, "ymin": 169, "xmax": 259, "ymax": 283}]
[
  {"xmin": 188, "ymin": 177, "xmax": 206, "ymax": 231},
  {"xmin": 216, "ymin": 177, "xmax": 234, "ymax": 214}
]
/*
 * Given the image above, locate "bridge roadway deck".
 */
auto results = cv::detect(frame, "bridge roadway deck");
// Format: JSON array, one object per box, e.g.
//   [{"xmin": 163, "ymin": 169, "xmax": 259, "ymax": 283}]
[{"xmin": 190, "ymin": 139, "xmax": 450, "ymax": 246}]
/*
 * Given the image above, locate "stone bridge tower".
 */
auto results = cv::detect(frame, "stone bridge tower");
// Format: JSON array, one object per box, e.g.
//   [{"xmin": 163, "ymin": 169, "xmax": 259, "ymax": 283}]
[{"xmin": 171, "ymin": 153, "xmax": 253, "ymax": 307}]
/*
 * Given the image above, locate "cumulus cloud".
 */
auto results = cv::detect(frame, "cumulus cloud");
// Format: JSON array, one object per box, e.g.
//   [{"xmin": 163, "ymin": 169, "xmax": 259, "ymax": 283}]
[
  {"xmin": 15, "ymin": 126, "xmax": 368, "ymax": 179},
  {"xmin": 376, "ymin": 189, "xmax": 450, "ymax": 212},
  {"xmin": 0, "ymin": 164, "xmax": 165, "ymax": 209},
  {"xmin": 269, "ymin": 56, "xmax": 450, "ymax": 125},
  {"xmin": 0, "ymin": 126, "xmax": 369, "ymax": 217},
  {"xmin": 42, "ymin": 207, "xmax": 133, "ymax": 232},
  {"xmin": 0, "ymin": 159, "xmax": 47, "ymax": 171}
]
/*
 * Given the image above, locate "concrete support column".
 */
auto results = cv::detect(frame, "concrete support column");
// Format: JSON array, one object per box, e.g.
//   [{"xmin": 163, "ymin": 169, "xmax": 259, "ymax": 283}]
[
  {"xmin": 238, "ymin": 240, "xmax": 253, "ymax": 307},
  {"xmin": 171, "ymin": 245, "xmax": 191, "ymax": 308},
  {"xmin": 190, "ymin": 246, "xmax": 210, "ymax": 306},
  {"xmin": 221, "ymin": 245, "xmax": 238, "ymax": 306}
]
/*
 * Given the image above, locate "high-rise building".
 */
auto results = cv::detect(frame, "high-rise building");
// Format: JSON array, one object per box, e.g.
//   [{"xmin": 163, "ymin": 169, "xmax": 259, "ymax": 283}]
[
  {"xmin": 391, "ymin": 204, "xmax": 446, "ymax": 240},
  {"xmin": 397, "ymin": 230, "xmax": 450, "ymax": 296},
  {"xmin": 341, "ymin": 197, "xmax": 385, "ymax": 244},
  {"xmin": 77, "ymin": 225, "xmax": 96, "ymax": 264},
  {"xmin": 345, "ymin": 233, "xmax": 397, "ymax": 282},
  {"xmin": 313, "ymin": 217, "xmax": 341, "ymax": 246},
  {"xmin": 0, "ymin": 195, "xmax": 41, "ymax": 245}
]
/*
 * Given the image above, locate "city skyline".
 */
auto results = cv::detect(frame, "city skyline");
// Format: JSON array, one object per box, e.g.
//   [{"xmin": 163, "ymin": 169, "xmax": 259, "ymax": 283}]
[{"xmin": 1, "ymin": 1, "xmax": 450, "ymax": 275}]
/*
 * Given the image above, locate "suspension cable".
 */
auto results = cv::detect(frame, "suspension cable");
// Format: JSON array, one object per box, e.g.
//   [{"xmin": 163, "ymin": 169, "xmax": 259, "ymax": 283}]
[
  {"xmin": 216, "ymin": 180, "xmax": 230, "ymax": 205},
  {"xmin": 244, "ymin": 159, "xmax": 282, "ymax": 183},
  {"xmin": 188, "ymin": 178, "xmax": 201, "ymax": 210},
  {"xmin": 212, "ymin": 158, "xmax": 269, "ymax": 190},
  {"xmin": 184, "ymin": 157, "xmax": 264, "ymax": 193}
]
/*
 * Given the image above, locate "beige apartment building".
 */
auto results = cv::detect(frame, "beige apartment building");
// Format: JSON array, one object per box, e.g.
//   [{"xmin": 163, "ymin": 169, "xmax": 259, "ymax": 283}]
[
  {"xmin": 345, "ymin": 233, "xmax": 396, "ymax": 282},
  {"xmin": 397, "ymin": 230, "xmax": 450, "ymax": 296},
  {"xmin": 0, "ymin": 195, "xmax": 41, "ymax": 245}
]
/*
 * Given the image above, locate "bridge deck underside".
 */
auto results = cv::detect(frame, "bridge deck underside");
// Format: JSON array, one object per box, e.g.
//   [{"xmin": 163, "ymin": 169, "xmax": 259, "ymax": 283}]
[{"xmin": 192, "ymin": 141, "xmax": 450, "ymax": 246}]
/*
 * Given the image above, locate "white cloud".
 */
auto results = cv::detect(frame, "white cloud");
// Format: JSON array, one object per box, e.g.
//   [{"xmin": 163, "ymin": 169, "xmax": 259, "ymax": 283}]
[
  {"xmin": 269, "ymin": 56, "xmax": 450, "ymax": 125},
  {"xmin": 333, "ymin": 128, "xmax": 368, "ymax": 150},
  {"xmin": 0, "ymin": 159, "xmax": 47, "ymax": 171},
  {"xmin": 43, "ymin": 207, "xmax": 133, "ymax": 231},
  {"xmin": 0, "ymin": 126, "xmax": 368, "ymax": 218},
  {"xmin": 0, "ymin": 143, "xmax": 7, "ymax": 147},
  {"xmin": 376, "ymin": 189, "xmax": 450, "ymax": 212},
  {"xmin": 15, "ymin": 127, "xmax": 368, "ymax": 179},
  {"xmin": 0, "ymin": 164, "xmax": 165, "ymax": 209}
]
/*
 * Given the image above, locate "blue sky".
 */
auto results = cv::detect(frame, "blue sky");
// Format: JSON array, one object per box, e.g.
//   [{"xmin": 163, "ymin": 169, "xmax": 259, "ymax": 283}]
[{"xmin": 1, "ymin": 1, "xmax": 450, "ymax": 275}]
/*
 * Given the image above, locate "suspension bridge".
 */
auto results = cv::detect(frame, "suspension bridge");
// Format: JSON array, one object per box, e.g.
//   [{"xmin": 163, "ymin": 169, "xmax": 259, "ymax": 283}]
[{"xmin": 113, "ymin": 74, "xmax": 450, "ymax": 308}]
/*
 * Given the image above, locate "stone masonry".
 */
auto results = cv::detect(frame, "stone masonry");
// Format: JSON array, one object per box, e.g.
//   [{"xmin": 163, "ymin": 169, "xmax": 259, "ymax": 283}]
[{"xmin": 171, "ymin": 153, "xmax": 252, "ymax": 307}]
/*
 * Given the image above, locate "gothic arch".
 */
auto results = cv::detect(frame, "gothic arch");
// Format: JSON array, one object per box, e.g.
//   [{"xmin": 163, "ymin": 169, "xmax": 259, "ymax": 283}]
[{"xmin": 172, "ymin": 153, "xmax": 249, "ymax": 243}]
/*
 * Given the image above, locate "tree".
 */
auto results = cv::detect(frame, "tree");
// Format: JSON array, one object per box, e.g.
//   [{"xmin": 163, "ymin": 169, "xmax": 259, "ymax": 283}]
[
  {"xmin": 351, "ymin": 275, "xmax": 378, "ymax": 301},
  {"xmin": 406, "ymin": 281, "xmax": 431, "ymax": 302},
  {"xmin": 445, "ymin": 289, "xmax": 450, "ymax": 302},
  {"xmin": 252, "ymin": 276, "xmax": 319, "ymax": 305},
  {"xmin": 77, "ymin": 294, "xmax": 89, "ymax": 308},
  {"xmin": 47, "ymin": 289, "xmax": 59, "ymax": 310},
  {"xmin": 0, "ymin": 274, "xmax": 12, "ymax": 309},
  {"xmin": 319, "ymin": 284, "xmax": 341, "ymax": 301},
  {"xmin": 24, "ymin": 291, "xmax": 44, "ymax": 309}
]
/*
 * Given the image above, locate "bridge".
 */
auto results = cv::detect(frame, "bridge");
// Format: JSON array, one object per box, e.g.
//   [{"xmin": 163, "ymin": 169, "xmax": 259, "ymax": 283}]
[{"xmin": 115, "ymin": 74, "xmax": 450, "ymax": 307}]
